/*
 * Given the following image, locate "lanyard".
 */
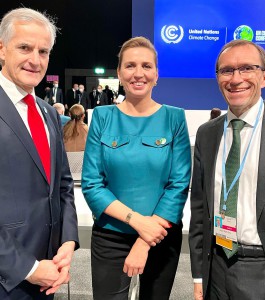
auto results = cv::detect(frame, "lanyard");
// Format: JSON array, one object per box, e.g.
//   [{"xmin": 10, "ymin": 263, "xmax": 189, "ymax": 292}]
[{"xmin": 221, "ymin": 99, "xmax": 263, "ymax": 213}]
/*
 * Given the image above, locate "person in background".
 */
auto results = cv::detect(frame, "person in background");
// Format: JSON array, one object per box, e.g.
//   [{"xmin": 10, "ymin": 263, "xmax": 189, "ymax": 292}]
[
  {"xmin": 53, "ymin": 103, "xmax": 70, "ymax": 126},
  {"xmin": 103, "ymin": 84, "xmax": 114, "ymax": 105},
  {"xmin": 48, "ymin": 80, "xmax": 63, "ymax": 105},
  {"xmin": 78, "ymin": 84, "xmax": 91, "ymax": 110},
  {"xmin": 210, "ymin": 107, "xmax": 222, "ymax": 120},
  {"xmin": 44, "ymin": 86, "xmax": 51, "ymax": 103},
  {"xmin": 0, "ymin": 7, "xmax": 79, "ymax": 299},
  {"xmin": 94, "ymin": 84, "xmax": 108, "ymax": 107},
  {"xmin": 78, "ymin": 84, "xmax": 91, "ymax": 124},
  {"xmin": 65, "ymin": 83, "xmax": 79, "ymax": 112},
  {"xmin": 63, "ymin": 104, "xmax": 88, "ymax": 152},
  {"xmin": 189, "ymin": 39, "xmax": 265, "ymax": 300},
  {"xmin": 82, "ymin": 36, "xmax": 191, "ymax": 300},
  {"xmin": 89, "ymin": 86, "xmax": 97, "ymax": 109}
]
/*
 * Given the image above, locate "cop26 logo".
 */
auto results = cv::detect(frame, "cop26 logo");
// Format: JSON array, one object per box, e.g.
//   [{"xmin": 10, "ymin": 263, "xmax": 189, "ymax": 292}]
[{"xmin": 161, "ymin": 25, "xmax": 184, "ymax": 44}]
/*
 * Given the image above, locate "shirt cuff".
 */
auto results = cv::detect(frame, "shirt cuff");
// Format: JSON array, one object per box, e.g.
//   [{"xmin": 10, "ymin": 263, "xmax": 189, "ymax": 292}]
[
  {"xmin": 193, "ymin": 278, "xmax": 203, "ymax": 283},
  {"xmin": 25, "ymin": 260, "xmax": 39, "ymax": 279}
]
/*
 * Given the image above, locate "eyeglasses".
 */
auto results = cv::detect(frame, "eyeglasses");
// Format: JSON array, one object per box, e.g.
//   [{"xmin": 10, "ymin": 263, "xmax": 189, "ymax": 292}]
[{"xmin": 216, "ymin": 64, "xmax": 265, "ymax": 77}]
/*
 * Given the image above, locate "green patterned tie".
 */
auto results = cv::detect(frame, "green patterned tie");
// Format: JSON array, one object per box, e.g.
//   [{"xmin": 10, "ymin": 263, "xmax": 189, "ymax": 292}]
[{"xmin": 220, "ymin": 119, "xmax": 245, "ymax": 258}]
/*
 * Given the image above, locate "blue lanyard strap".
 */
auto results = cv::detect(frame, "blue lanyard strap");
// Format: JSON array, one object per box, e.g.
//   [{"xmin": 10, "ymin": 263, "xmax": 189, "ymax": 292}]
[{"xmin": 222, "ymin": 99, "xmax": 263, "ymax": 210}]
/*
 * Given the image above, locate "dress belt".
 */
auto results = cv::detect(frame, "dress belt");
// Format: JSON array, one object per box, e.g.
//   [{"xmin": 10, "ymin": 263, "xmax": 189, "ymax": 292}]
[{"xmin": 237, "ymin": 243, "xmax": 265, "ymax": 258}]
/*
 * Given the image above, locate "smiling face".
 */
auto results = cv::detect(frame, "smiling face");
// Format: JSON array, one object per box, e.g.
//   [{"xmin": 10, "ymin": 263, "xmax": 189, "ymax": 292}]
[
  {"xmin": 0, "ymin": 20, "xmax": 51, "ymax": 93},
  {"xmin": 217, "ymin": 44, "xmax": 265, "ymax": 117},
  {"xmin": 117, "ymin": 47, "xmax": 158, "ymax": 101}
]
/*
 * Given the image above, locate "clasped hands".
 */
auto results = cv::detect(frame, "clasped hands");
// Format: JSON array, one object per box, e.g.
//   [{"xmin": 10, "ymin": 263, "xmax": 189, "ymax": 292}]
[
  {"xmin": 132, "ymin": 214, "xmax": 171, "ymax": 247},
  {"xmin": 27, "ymin": 241, "xmax": 75, "ymax": 295},
  {"xmin": 123, "ymin": 214, "xmax": 171, "ymax": 277}
]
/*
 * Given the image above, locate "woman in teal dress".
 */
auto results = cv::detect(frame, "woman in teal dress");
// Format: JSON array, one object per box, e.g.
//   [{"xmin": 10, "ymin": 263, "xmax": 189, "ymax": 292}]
[{"xmin": 82, "ymin": 36, "xmax": 191, "ymax": 300}]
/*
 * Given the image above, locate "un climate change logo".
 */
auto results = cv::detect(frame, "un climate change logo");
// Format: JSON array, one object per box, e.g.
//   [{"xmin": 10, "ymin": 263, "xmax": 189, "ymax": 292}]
[
  {"xmin": 161, "ymin": 25, "xmax": 184, "ymax": 44},
  {"xmin": 233, "ymin": 25, "xmax": 254, "ymax": 41}
]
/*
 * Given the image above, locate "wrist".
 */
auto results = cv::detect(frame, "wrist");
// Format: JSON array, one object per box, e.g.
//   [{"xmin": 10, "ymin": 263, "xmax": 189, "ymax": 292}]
[
  {"xmin": 125, "ymin": 211, "xmax": 133, "ymax": 224},
  {"xmin": 136, "ymin": 237, "xmax": 151, "ymax": 251}
]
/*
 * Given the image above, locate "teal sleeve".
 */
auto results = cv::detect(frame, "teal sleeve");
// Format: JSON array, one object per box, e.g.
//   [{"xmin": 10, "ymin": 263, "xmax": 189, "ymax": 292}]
[
  {"xmin": 153, "ymin": 110, "xmax": 191, "ymax": 224},
  {"xmin": 81, "ymin": 109, "xmax": 117, "ymax": 219}
]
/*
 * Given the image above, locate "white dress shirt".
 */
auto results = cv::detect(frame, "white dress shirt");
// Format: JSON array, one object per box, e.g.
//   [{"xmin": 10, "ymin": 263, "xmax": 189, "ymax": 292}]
[{"xmin": 214, "ymin": 98, "xmax": 263, "ymax": 246}]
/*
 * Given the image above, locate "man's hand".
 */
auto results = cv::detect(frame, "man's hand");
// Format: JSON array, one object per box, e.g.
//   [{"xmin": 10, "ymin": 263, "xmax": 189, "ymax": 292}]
[
  {"xmin": 123, "ymin": 238, "xmax": 150, "ymax": 277},
  {"xmin": 41, "ymin": 241, "xmax": 75, "ymax": 295},
  {"xmin": 27, "ymin": 260, "xmax": 59, "ymax": 287},
  {"xmin": 194, "ymin": 283, "xmax": 203, "ymax": 300}
]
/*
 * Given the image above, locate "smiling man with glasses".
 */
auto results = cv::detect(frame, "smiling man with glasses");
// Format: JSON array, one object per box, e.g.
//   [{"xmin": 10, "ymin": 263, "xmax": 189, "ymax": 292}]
[{"xmin": 189, "ymin": 39, "xmax": 265, "ymax": 300}]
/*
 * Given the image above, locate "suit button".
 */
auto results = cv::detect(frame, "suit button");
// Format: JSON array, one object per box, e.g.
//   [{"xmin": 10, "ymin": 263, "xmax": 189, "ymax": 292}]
[
  {"xmin": 112, "ymin": 141, "xmax": 117, "ymax": 148},
  {"xmin": 1, "ymin": 278, "xmax": 6, "ymax": 283},
  {"xmin": 155, "ymin": 139, "xmax": 161, "ymax": 145}
]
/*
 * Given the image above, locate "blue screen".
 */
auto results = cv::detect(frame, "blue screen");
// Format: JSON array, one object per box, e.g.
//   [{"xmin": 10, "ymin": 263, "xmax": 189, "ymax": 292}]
[{"xmin": 154, "ymin": 0, "xmax": 265, "ymax": 78}]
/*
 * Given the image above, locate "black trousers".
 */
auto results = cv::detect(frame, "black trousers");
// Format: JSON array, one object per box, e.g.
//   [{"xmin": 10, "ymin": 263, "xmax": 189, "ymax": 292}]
[
  {"xmin": 207, "ymin": 245, "xmax": 265, "ymax": 300},
  {"xmin": 91, "ymin": 223, "xmax": 182, "ymax": 300}
]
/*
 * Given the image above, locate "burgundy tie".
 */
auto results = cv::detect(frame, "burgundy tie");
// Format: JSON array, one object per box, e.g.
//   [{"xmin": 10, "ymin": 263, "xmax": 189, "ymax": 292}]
[{"xmin": 24, "ymin": 94, "xmax": 51, "ymax": 183}]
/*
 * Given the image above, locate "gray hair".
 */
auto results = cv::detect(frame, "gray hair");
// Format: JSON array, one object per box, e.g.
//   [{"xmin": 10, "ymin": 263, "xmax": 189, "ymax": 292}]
[{"xmin": 0, "ymin": 7, "xmax": 57, "ymax": 48}]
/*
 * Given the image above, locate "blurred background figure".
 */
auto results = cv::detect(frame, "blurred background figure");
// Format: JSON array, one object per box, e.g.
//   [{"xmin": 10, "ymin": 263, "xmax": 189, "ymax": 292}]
[
  {"xmin": 210, "ymin": 107, "xmax": 222, "ymax": 120},
  {"xmin": 78, "ymin": 84, "xmax": 91, "ymax": 110},
  {"xmin": 103, "ymin": 85, "xmax": 114, "ymax": 105},
  {"xmin": 94, "ymin": 84, "xmax": 108, "ymax": 107},
  {"xmin": 53, "ymin": 103, "xmax": 70, "ymax": 126},
  {"xmin": 49, "ymin": 80, "xmax": 64, "ymax": 105},
  {"xmin": 65, "ymin": 83, "xmax": 79, "ymax": 113},
  {"xmin": 44, "ymin": 86, "xmax": 51, "ymax": 103},
  {"xmin": 89, "ymin": 86, "xmax": 97, "ymax": 109},
  {"xmin": 63, "ymin": 104, "xmax": 88, "ymax": 152},
  {"xmin": 78, "ymin": 84, "xmax": 91, "ymax": 123}
]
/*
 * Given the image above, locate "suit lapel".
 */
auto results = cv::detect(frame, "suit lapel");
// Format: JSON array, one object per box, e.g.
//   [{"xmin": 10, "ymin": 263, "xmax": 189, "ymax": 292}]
[
  {"xmin": 0, "ymin": 88, "xmax": 49, "ymax": 182},
  {"xmin": 206, "ymin": 116, "xmax": 225, "ymax": 217},
  {"xmin": 256, "ymin": 109, "xmax": 265, "ymax": 221}
]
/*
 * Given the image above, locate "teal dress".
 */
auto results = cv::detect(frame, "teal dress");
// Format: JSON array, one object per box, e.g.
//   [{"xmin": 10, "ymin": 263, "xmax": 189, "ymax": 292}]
[{"xmin": 82, "ymin": 104, "xmax": 191, "ymax": 234}]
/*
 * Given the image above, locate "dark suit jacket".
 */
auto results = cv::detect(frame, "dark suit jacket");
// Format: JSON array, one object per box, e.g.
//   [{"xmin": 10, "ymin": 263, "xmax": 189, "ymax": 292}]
[
  {"xmin": 89, "ymin": 91, "xmax": 97, "ymax": 109},
  {"xmin": 103, "ymin": 88, "xmax": 114, "ymax": 105},
  {"xmin": 65, "ymin": 88, "xmax": 78, "ymax": 109},
  {"xmin": 189, "ymin": 111, "xmax": 265, "ymax": 298},
  {"xmin": 0, "ymin": 86, "xmax": 79, "ymax": 299},
  {"xmin": 93, "ymin": 92, "xmax": 108, "ymax": 107},
  {"xmin": 78, "ymin": 91, "xmax": 91, "ymax": 111},
  {"xmin": 48, "ymin": 87, "xmax": 64, "ymax": 105}
]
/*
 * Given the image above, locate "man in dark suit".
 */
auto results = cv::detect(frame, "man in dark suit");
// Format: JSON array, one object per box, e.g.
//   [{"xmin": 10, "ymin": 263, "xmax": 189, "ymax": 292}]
[
  {"xmin": 94, "ymin": 84, "xmax": 108, "ymax": 107},
  {"xmin": 78, "ymin": 84, "xmax": 91, "ymax": 111},
  {"xmin": 89, "ymin": 86, "xmax": 97, "ymax": 108},
  {"xmin": 48, "ymin": 80, "xmax": 64, "ymax": 105},
  {"xmin": 103, "ymin": 85, "xmax": 114, "ymax": 105},
  {"xmin": 189, "ymin": 39, "xmax": 265, "ymax": 300},
  {"xmin": 65, "ymin": 83, "xmax": 79, "ymax": 111},
  {"xmin": 0, "ymin": 7, "xmax": 79, "ymax": 299},
  {"xmin": 78, "ymin": 84, "xmax": 91, "ymax": 123}
]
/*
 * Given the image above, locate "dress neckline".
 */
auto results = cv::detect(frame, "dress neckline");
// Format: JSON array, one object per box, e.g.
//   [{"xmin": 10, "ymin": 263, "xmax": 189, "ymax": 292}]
[{"xmin": 115, "ymin": 104, "xmax": 164, "ymax": 118}]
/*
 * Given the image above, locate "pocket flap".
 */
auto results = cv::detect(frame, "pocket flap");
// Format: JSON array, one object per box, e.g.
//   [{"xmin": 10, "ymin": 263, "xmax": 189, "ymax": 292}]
[
  {"xmin": 101, "ymin": 134, "xmax": 130, "ymax": 148},
  {"xmin": 141, "ymin": 136, "xmax": 172, "ymax": 147}
]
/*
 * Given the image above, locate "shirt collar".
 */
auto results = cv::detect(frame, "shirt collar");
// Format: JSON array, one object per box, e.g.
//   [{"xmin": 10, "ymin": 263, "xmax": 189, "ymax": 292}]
[
  {"xmin": 227, "ymin": 97, "xmax": 264, "ymax": 127},
  {"xmin": 0, "ymin": 71, "xmax": 36, "ymax": 105}
]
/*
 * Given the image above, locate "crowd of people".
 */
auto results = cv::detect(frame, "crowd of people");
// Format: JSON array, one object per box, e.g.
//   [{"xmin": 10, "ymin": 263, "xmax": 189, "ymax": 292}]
[{"xmin": 1, "ymin": 5, "xmax": 265, "ymax": 300}]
